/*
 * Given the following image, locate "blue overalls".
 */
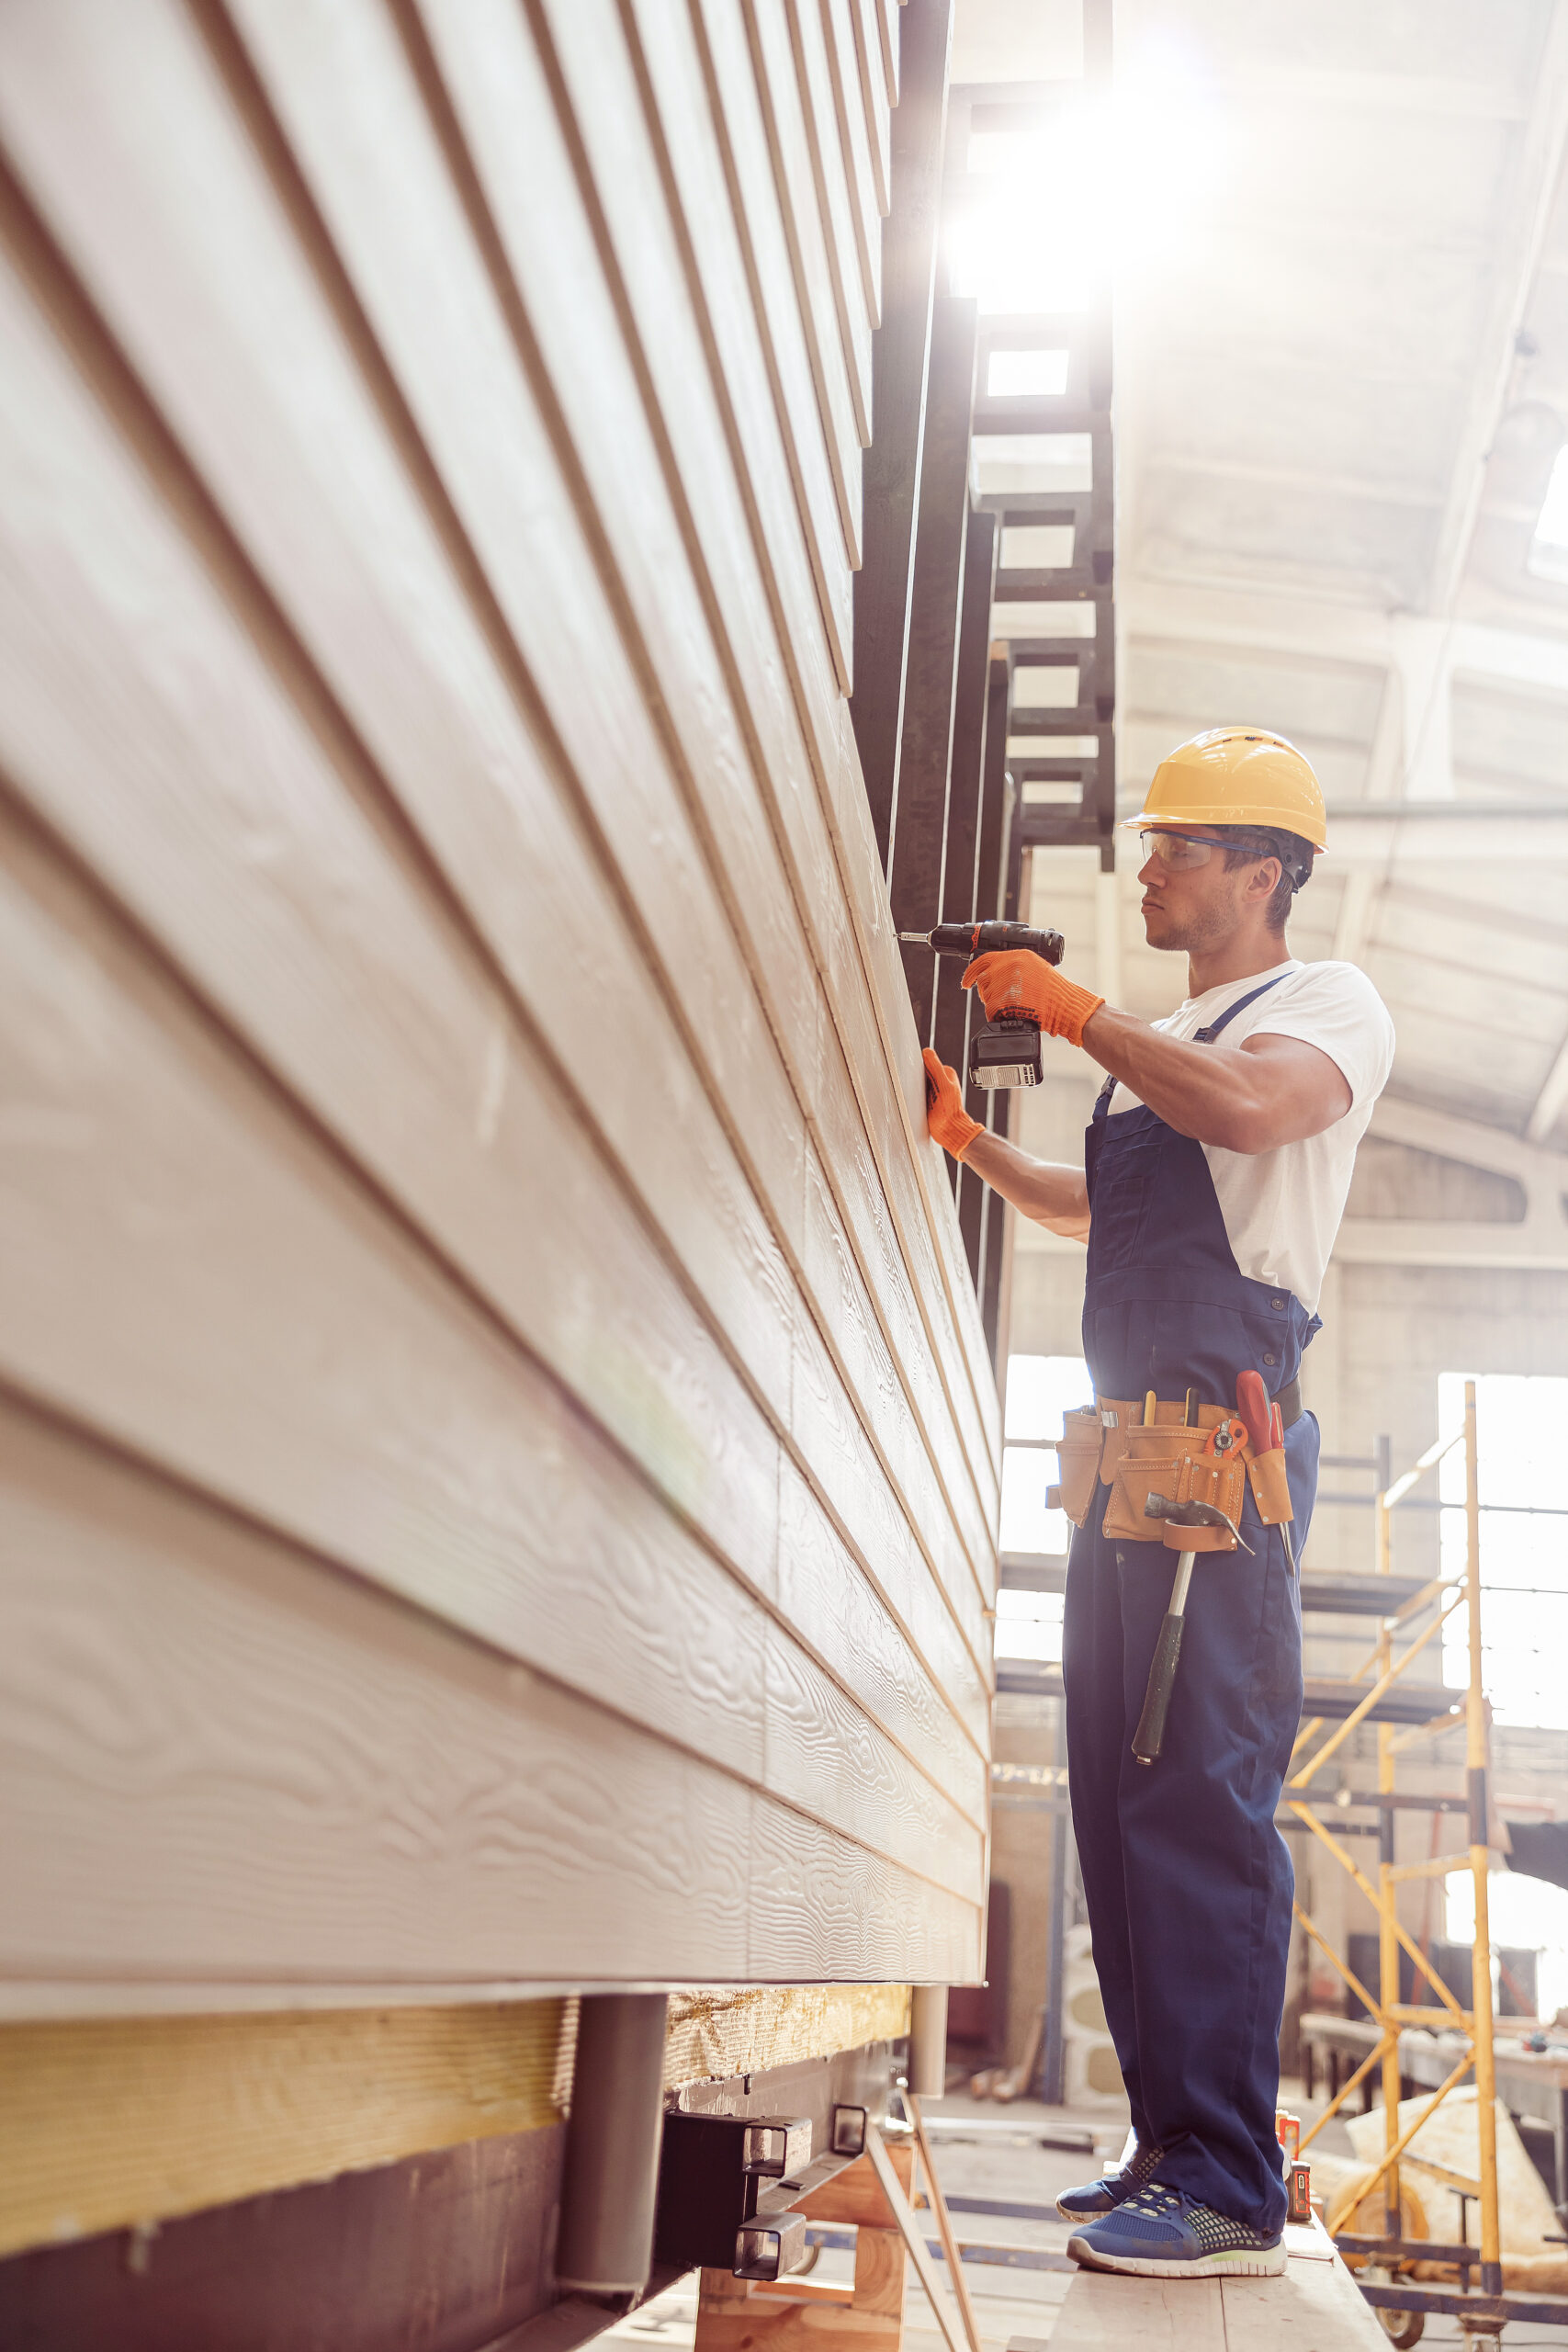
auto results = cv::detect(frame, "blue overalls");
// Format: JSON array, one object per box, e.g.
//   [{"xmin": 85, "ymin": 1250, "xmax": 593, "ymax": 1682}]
[{"xmin": 1062, "ymin": 978, "xmax": 1320, "ymax": 2236}]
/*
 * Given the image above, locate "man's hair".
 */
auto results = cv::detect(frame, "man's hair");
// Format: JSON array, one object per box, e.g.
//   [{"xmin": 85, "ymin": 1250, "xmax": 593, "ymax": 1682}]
[{"xmin": 1211, "ymin": 825, "xmax": 1315, "ymax": 933}]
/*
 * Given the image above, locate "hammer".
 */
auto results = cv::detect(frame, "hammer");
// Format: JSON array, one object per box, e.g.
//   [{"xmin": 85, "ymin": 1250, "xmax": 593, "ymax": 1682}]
[{"xmin": 1131, "ymin": 1496, "xmax": 1253, "ymax": 1767}]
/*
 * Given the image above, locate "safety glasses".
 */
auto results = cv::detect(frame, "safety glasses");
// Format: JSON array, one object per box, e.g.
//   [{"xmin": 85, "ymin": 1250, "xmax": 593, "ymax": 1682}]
[{"xmin": 1138, "ymin": 829, "xmax": 1255, "ymax": 870}]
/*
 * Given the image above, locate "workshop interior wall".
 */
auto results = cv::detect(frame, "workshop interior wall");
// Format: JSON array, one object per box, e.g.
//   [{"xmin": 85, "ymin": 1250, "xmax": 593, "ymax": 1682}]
[{"xmin": 0, "ymin": 0, "xmax": 998, "ymax": 2021}]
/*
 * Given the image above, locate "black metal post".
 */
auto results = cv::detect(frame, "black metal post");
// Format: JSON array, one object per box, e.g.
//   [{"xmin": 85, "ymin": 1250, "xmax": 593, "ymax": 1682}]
[
  {"xmin": 890, "ymin": 293, "xmax": 979, "ymax": 1044},
  {"xmin": 850, "ymin": 0, "xmax": 953, "ymax": 866}
]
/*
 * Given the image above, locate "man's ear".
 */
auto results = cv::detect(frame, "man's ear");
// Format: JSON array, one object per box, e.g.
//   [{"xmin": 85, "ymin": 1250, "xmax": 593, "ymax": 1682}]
[{"xmin": 1248, "ymin": 857, "xmax": 1281, "ymax": 904}]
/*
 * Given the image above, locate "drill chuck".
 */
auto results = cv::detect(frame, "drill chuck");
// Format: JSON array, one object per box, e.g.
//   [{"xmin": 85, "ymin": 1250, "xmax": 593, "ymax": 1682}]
[{"xmin": 901, "ymin": 921, "xmax": 1066, "ymax": 966}]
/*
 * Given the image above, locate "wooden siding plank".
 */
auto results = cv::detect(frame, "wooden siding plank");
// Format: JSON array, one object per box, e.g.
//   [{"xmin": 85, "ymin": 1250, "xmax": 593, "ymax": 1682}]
[
  {"xmin": 537, "ymin": 0, "xmax": 999, "ymax": 1508},
  {"xmin": 874, "ymin": 0, "xmax": 900, "ymax": 109},
  {"xmin": 0, "ymin": 0, "xmax": 995, "ymax": 1679},
  {"xmin": 787, "ymin": 0, "xmax": 879, "ymax": 360},
  {"xmin": 0, "ymin": 808, "xmax": 763, "ymax": 1773},
  {"xmin": 843, "ymin": 0, "xmax": 892, "ymax": 218},
  {"xmin": 623, "ymin": 0, "xmax": 855, "ymax": 690},
  {"xmin": 815, "ymin": 0, "xmax": 884, "ymax": 325},
  {"xmin": 328, "ymin": 0, "xmax": 998, "ymax": 1607},
  {"xmin": 761, "ymin": 1623, "xmax": 982, "ymax": 1896},
  {"xmin": 748, "ymin": 1801, "xmax": 976, "ymax": 1981},
  {"xmin": 777, "ymin": 1460, "xmax": 987, "ymax": 1783},
  {"xmin": 0, "ymin": 1403, "xmax": 980, "ymax": 1995},
  {"xmin": 0, "ymin": 0, "xmax": 996, "ymax": 1986},
  {"xmin": 0, "ymin": 804, "xmax": 980, "ymax": 1898},
  {"xmin": 224, "ymin": 0, "xmax": 997, "ymax": 1618},
  {"xmin": 0, "ymin": 1400, "xmax": 754, "ymax": 1988},
  {"xmin": 513, "ymin": 0, "xmax": 1001, "ymax": 1542},
  {"xmin": 0, "ymin": 1398, "xmax": 976, "ymax": 1995},
  {"xmin": 742, "ymin": 0, "xmax": 873, "ymax": 454}
]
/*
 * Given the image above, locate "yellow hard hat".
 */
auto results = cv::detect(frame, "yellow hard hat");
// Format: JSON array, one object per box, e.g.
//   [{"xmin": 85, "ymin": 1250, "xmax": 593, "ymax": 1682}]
[{"xmin": 1122, "ymin": 728, "xmax": 1327, "ymax": 854}]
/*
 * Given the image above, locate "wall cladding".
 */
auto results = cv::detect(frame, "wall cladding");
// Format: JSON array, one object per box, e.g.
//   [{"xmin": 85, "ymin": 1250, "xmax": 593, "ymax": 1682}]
[{"xmin": 0, "ymin": 0, "xmax": 998, "ymax": 2016}]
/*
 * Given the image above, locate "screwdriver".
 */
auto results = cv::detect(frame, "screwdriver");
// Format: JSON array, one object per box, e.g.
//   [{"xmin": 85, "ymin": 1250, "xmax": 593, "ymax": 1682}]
[{"xmin": 1235, "ymin": 1369, "xmax": 1297, "ymax": 1575}]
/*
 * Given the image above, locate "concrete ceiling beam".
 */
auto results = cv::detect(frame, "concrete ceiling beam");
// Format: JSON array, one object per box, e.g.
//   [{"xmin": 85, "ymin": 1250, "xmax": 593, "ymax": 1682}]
[
  {"xmin": 1526, "ymin": 1026, "xmax": 1568, "ymax": 1145},
  {"xmin": 1425, "ymin": 0, "xmax": 1568, "ymax": 614},
  {"xmin": 1122, "ymin": 584, "xmax": 1568, "ymax": 697}
]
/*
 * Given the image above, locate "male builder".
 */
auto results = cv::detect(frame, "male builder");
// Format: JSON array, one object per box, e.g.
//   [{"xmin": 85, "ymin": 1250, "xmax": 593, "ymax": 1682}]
[{"xmin": 924, "ymin": 729, "xmax": 1394, "ymax": 2280}]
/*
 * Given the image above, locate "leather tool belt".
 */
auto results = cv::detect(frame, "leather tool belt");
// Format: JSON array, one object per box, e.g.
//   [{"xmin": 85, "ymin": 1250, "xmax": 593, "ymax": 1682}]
[{"xmin": 1048, "ymin": 1381, "xmax": 1302, "ymax": 1554}]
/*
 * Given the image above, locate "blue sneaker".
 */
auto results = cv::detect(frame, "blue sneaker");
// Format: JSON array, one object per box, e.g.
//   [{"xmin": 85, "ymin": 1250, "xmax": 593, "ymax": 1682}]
[
  {"xmin": 1066, "ymin": 2182, "xmax": 1285, "ymax": 2278},
  {"xmin": 1055, "ymin": 2139, "xmax": 1165, "ymax": 2222}
]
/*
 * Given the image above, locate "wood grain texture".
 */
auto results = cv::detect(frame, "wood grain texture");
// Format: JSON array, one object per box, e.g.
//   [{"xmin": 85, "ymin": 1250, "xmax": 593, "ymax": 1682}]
[
  {"xmin": 844, "ymin": 0, "xmax": 892, "ymax": 214},
  {"xmin": 1048, "ymin": 2269, "xmax": 1225, "ymax": 2349},
  {"xmin": 0, "ymin": 819, "xmax": 981, "ymax": 1902},
  {"xmin": 739, "ymin": 0, "xmax": 869, "ymax": 488},
  {"xmin": 695, "ymin": 2228, "xmax": 907, "ymax": 2352},
  {"xmin": 0, "ymin": 0, "xmax": 996, "ymax": 2003},
  {"xmin": 746, "ymin": 1801, "xmax": 976, "ymax": 1981},
  {"xmin": 220, "ymin": 0, "xmax": 995, "ymax": 1629},
  {"xmin": 815, "ymin": 0, "xmax": 883, "ymax": 322},
  {"xmin": 257, "ymin": 0, "xmax": 994, "ymax": 1612},
  {"xmin": 785, "ymin": 0, "xmax": 879, "ymax": 373},
  {"xmin": 0, "ymin": 1397, "xmax": 750, "ymax": 1987},
  {"xmin": 0, "ymin": 6, "xmax": 992, "ymax": 1738},
  {"xmin": 677, "ymin": 0, "xmax": 855, "ymax": 691},
  {"xmin": 529, "ymin": 0, "xmax": 1000, "ymax": 1547},
  {"xmin": 1221, "ymin": 2247, "xmax": 1391, "ymax": 2347},
  {"xmin": 1048, "ymin": 2243, "xmax": 1390, "ymax": 2349},
  {"xmin": 776, "ymin": 1461, "xmax": 987, "ymax": 1805},
  {"xmin": 0, "ymin": 2003, "xmax": 568, "ymax": 2258},
  {"xmin": 0, "ymin": 1395, "xmax": 976, "ymax": 1995},
  {"xmin": 663, "ymin": 1986, "xmax": 909, "ymax": 2088},
  {"xmin": 567, "ymin": 0, "xmax": 999, "ymax": 1578},
  {"xmin": 874, "ymin": 0, "xmax": 899, "ymax": 107},
  {"xmin": 792, "ymin": 2141, "xmax": 913, "ymax": 2225},
  {"xmin": 417, "ymin": 0, "xmax": 991, "ymax": 1628}
]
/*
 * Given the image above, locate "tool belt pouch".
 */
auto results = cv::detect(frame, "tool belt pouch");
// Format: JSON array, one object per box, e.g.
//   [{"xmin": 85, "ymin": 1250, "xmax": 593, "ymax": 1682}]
[
  {"xmin": 1101, "ymin": 1427, "xmax": 1245, "ymax": 1553},
  {"xmin": 1047, "ymin": 1408, "xmax": 1103, "ymax": 1528},
  {"xmin": 1247, "ymin": 1447, "xmax": 1294, "ymax": 1527},
  {"xmin": 1168, "ymin": 1449, "xmax": 1247, "ymax": 1551}
]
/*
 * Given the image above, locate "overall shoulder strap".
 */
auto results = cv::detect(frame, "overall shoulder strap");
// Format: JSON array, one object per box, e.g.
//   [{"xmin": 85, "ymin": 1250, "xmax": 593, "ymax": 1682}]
[{"xmin": 1192, "ymin": 970, "xmax": 1292, "ymax": 1045}]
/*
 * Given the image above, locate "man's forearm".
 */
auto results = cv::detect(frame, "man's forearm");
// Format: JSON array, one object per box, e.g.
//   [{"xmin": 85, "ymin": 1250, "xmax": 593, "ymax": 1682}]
[{"xmin": 961, "ymin": 1129, "xmax": 1090, "ymax": 1240}]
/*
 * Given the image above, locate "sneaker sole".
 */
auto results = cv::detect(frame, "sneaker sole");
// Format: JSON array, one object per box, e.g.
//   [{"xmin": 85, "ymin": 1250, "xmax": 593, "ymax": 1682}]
[
  {"xmin": 1055, "ymin": 2196, "xmax": 1118, "ymax": 2222},
  {"xmin": 1066, "ymin": 2234, "xmax": 1286, "ymax": 2280}
]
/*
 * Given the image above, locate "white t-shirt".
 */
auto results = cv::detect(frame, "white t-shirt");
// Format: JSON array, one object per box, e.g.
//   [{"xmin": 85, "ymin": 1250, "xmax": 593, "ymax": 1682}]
[{"xmin": 1104, "ymin": 959, "xmax": 1395, "ymax": 1313}]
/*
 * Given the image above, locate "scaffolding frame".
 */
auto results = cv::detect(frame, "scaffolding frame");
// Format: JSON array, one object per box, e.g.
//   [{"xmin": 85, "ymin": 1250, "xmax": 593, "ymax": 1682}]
[{"xmin": 1287, "ymin": 1380, "xmax": 1568, "ymax": 2340}]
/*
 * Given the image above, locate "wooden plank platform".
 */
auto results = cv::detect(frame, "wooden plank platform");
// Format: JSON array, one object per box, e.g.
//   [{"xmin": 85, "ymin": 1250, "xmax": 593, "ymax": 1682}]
[{"xmin": 1035, "ymin": 2221, "xmax": 1386, "ymax": 2348}]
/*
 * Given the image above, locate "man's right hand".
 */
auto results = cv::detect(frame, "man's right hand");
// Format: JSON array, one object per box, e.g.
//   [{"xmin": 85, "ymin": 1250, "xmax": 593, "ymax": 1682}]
[{"xmin": 922, "ymin": 1048, "xmax": 983, "ymax": 1160}]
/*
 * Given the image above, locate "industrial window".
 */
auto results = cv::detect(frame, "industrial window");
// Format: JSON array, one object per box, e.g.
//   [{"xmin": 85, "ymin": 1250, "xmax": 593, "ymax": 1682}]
[
  {"xmin": 1527, "ymin": 444, "xmax": 1568, "ymax": 583},
  {"xmin": 995, "ymin": 1352, "xmax": 1091, "ymax": 1665},
  {"xmin": 1438, "ymin": 1373, "xmax": 1568, "ymax": 2027},
  {"xmin": 1438, "ymin": 1371, "xmax": 1568, "ymax": 1731},
  {"xmin": 986, "ymin": 347, "xmax": 1069, "ymax": 400}
]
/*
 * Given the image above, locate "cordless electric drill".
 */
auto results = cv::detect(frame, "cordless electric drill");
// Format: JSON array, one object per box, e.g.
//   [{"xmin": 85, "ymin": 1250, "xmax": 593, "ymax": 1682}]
[{"xmin": 900, "ymin": 920, "xmax": 1066, "ymax": 1090}]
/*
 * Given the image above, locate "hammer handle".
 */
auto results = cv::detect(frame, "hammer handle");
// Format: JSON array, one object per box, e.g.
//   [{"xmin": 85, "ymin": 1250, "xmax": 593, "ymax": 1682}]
[
  {"xmin": 1132, "ymin": 1615, "xmax": 1184, "ymax": 1765},
  {"xmin": 1132, "ymin": 1550, "xmax": 1197, "ymax": 1766}
]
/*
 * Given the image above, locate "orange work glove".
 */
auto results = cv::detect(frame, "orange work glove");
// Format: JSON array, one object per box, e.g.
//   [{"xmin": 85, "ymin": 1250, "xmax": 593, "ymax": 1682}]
[
  {"xmin": 962, "ymin": 949, "xmax": 1104, "ymax": 1049},
  {"xmin": 922, "ymin": 1048, "xmax": 983, "ymax": 1160}
]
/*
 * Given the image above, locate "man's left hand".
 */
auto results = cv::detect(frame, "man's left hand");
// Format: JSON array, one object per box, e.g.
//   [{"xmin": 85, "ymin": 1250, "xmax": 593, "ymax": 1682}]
[{"xmin": 963, "ymin": 950, "xmax": 1105, "ymax": 1049}]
